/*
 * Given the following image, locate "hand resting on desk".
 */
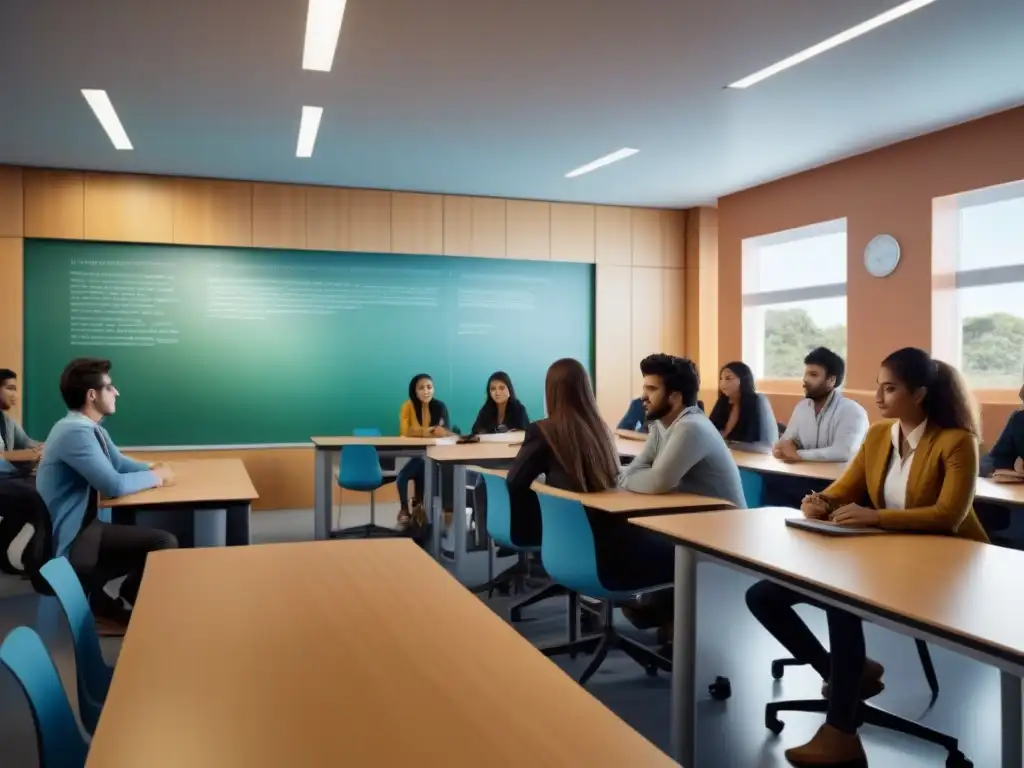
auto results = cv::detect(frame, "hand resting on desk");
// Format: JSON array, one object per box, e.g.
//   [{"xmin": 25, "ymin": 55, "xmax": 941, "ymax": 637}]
[
  {"xmin": 152, "ymin": 464, "xmax": 176, "ymax": 487},
  {"xmin": 801, "ymin": 493, "xmax": 880, "ymax": 527}
]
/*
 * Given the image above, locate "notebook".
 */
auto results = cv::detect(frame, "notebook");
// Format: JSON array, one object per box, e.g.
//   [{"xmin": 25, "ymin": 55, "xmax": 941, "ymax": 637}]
[{"xmin": 785, "ymin": 517, "xmax": 888, "ymax": 536}]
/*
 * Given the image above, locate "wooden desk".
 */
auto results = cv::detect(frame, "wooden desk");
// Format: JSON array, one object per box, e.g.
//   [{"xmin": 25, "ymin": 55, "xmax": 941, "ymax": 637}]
[
  {"xmin": 731, "ymin": 449, "xmax": 1024, "ymax": 507},
  {"xmin": 102, "ymin": 459, "xmax": 257, "ymax": 547},
  {"xmin": 0, "ymin": 448, "xmax": 38, "ymax": 463},
  {"xmin": 631, "ymin": 507, "xmax": 1024, "ymax": 767},
  {"xmin": 310, "ymin": 435, "xmax": 449, "ymax": 541},
  {"xmin": 86, "ymin": 540, "xmax": 676, "ymax": 768}
]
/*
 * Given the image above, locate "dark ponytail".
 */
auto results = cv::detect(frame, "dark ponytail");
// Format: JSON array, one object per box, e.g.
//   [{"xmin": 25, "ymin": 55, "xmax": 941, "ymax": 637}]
[{"xmin": 880, "ymin": 348, "xmax": 980, "ymax": 437}]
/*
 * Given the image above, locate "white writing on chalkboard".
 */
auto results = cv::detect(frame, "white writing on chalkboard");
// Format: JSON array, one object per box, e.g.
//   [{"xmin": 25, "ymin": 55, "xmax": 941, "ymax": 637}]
[{"xmin": 69, "ymin": 268, "xmax": 181, "ymax": 348}]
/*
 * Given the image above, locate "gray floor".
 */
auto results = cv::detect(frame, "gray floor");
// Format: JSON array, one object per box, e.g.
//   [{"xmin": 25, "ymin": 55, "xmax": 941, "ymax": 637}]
[{"xmin": 0, "ymin": 505, "xmax": 1001, "ymax": 766}]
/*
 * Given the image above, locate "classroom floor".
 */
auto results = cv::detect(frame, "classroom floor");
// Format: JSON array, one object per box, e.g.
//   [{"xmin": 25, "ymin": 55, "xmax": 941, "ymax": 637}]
[{"xmin": 0, "ymin": 505, "xmax": 1002, "ymax": 767}]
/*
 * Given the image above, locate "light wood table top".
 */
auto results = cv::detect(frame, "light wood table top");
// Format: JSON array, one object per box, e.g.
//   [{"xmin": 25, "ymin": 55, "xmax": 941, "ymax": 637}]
[
  {"xmin": 976, "ymin": 476, "xmax": 1024, "ymax": 506},
  {"xmin": 101, "ymin": 459, "xmax": 258, "ymax": 509},
  {"xmin": 0, "ymin": 449, "xmax": 38, "ymax": 463},
  {"xmin": 633, "ymin": 507, "xmax": 1024, "ymax": 664},
  {"xmin": 86, "ymin": 540, "xmax": 676, "ymax": 768},
  {"xmin": 532, "ymin": 481, "xmax": 733, "ymax": 516},
  {"xmin": 730, "ymin": 449, "xmax": 845, "ymax": 481},
  {"xmin": 428, "ymin": 436, "xmax": 643, "ymax": 464},
  {"xmin": 312, "ymin": 435, "xmax": 444, "ymax": 448}
]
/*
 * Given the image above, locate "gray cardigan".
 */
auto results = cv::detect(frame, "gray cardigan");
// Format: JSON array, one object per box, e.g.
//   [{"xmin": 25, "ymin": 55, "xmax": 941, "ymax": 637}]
[{"xmin": 2, "ymin": 412, "xmax": 37, "ymax": 452}]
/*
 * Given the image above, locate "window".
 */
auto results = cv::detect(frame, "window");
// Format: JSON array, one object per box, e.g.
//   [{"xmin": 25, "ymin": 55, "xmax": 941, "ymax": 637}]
[
  {"xmin": 951, "ymin": 182, "xmax": 1024, "ymax": 389},
  {"xmin": 742, "ymin": 219, "xmax": 847, "ymax": 379}
]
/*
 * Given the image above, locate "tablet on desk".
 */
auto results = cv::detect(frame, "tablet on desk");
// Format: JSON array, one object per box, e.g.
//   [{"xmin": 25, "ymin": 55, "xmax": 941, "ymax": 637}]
[{"xmin": 785, "ymin": 518, "xmax": 887, "ymax": 536}]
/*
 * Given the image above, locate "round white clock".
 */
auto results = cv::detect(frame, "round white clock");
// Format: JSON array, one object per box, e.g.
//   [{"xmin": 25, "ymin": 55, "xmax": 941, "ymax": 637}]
[{"xmin": 864, "ymin": 234, "xmax": 901, "ymax": 278}]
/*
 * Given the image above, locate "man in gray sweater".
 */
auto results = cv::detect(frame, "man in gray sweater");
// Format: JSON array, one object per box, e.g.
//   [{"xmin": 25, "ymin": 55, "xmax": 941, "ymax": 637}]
[
  {"xmin": 620, "ymin": 355, "xmax": 746, "ymax": 509},
  {"xmin": 1, "ymin": 369, "xmax": 41, "ymax": 477}
]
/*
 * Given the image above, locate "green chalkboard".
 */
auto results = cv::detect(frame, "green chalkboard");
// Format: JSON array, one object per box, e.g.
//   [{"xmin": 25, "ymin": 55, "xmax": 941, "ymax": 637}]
[{"xmin": 23, "ymin": 240, "xmax": 594, "ymax": 446}]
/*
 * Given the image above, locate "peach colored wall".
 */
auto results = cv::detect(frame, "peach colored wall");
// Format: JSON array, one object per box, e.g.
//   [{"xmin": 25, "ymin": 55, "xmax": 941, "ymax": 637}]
[{"xmin": 717, "ymin": 106, "xmax": 1024, "ymax": 446}]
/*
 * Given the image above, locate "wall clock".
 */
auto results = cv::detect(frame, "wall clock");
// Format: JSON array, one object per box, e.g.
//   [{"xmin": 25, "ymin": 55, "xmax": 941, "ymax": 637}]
[{"xmin": 864, "ymin": 234, "xmax": 901, "ymax": 278}]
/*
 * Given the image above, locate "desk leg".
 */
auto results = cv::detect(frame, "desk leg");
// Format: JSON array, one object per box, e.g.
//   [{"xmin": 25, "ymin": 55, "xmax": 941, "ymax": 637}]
[
  {"xmin": 1002, "ymin": 671, "xmax": 1022, "ymax": 768},
  {"xmin": 193, "ymin": 509, "xmax": 226, "ymax": 547},
  {"xmin": 225, "ymin": 503, "xmax": 251, "ymax": 546},
  {"xmin": 451, "ymin": 464, "xmax": 467, "ymax": 571},
  {"xmin": 314, "ymin": 449, "xmax": 334, "ymax": 541},
  {"xmin": 671, "ymin": 545, "xmax": 697, "ymax": 767},
  {"xmin": 424, "ymin": 457, "xmax": 439, "ymax": 560}
]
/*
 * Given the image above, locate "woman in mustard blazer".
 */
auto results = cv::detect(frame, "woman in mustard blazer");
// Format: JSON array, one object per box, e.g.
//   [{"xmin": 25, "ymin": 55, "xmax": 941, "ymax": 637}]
[{"xmin": 747, "ymin": 348, "xmax": 985, "ymax": 767}]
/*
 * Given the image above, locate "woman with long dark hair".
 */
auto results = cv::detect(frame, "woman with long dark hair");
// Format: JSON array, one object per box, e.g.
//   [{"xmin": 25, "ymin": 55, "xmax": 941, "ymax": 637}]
[
  {"xmin": 396, "ymin": 374, "xmax": 451, "ymax": 529},
  {"xmin": 708, "ymin": 361, "xmax": 778, "ymax": 445},
  {"xmin": 747, "ymin": 348, "xmax": 986, "ymax": 767},
  {"xmin": 471, "ymin": 371, "xmax": 530, "ymax": 434}
]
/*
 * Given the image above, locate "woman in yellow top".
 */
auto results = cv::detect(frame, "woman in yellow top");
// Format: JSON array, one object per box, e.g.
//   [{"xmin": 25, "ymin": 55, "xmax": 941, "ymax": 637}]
[
  {"xmin": 396, "ymin": 374, "xmax": 451, "ymax": 529},
  {"xmin": 746, "ymin": 347, "xmax": 986, "ymax": 768}
]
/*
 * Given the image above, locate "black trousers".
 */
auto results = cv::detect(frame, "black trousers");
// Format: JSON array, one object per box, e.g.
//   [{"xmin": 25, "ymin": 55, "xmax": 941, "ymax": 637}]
[
  {"xmin": 0, "ymin": 477, "xmax": 47, "ymax": 574},
  {"xmin": 68, "ymin": 520, "xmax": 178, "ymax": 606},
  {"xmin": 746, "ymin": 580, "xmax": 865, "ymax": 732}
]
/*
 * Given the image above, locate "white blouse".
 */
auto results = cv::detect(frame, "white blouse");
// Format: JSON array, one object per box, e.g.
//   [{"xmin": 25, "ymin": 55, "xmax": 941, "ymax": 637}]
[{"xmin": 882, "ymin": 419, "xmax": 928, "ymax": 510}]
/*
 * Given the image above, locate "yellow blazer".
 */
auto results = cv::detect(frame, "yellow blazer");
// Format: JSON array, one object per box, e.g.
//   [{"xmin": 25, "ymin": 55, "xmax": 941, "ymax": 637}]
[
  {"xmin": 399, "ymin": 401, "xmax": 432, "ymax": 437},
  {"xmin": 821, "ymin": 420, "xmax": 988, "ymax": 543}
]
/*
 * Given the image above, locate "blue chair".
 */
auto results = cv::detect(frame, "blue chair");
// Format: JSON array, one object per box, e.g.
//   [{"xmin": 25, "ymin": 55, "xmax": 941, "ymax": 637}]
[
  {"xmin": 474, "ymin": 473, "xmax": 570, "ymax": 625},
  {"xmin": 38, "ymin": 558, "xmax": 112, "ymax": 735},
  {"xmin": 332, "ymin": 429, "xmax": 397, "ymax": 538},
  {"xmin": 739, "ymin": 469, "xmax": 764, "ymax": 507},
  {"xmin": 535, "ymin": 490, "xmax": 672, "ymax": 685},
  {"xmin": 0, "ymin": 626, "xmax": 89, "ymax": 768}
]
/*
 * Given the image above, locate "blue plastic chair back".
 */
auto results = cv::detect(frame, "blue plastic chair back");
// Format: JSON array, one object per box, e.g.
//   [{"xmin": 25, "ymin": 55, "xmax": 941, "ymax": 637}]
[
  {"xmin": 739, "ymin": 469, "xmax": 764, "ymax": 508},
  {"xmin": 535, "ymin": 491, "xmax": 625, "ymax": 600},
  {"xmin": 0, "ymin": 626, "xmax": 89, "ymax": 768},
  {"xmin": 39, "ymin": 558, "xmax": 112, "ymax": 734},
  {"xmin": 352, "ymin": 428, "xmax": 382, "ymax": 437},
  {"xmin": 480, "ymin": 473, "xmax": 516, "ymax": 550},
  {"xmin": 338, "ymin": 445, "xmax": 384, "ymax": 491}
]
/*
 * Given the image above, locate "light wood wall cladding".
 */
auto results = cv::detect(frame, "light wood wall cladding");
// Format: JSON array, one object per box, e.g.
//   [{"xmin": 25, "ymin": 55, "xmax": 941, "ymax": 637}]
[
  {"xmin": 550, "ymin": 203, "xmax": 595, "ymax": 263},
  {"xmin": 392, "ymin": 192, "xmax": 443, "ymax": 255},
  {"xmin": 506, "ymin": 200, "xmax": 550, "ymax": 261},
  {"xmin": 252, "ymin": 183, "xmax": 307, "ymax": 249},
  {"xmin": 349, "ymin": 189, "xmax": 392, "ymax": 252},
  {"xmin": 0, "ymin": 166, "xmax": 24, "ymax": 237},
  {"xmin": 306, "ymin": 186, "xmax": 352, "ymax": 251},
  {"xmin": 84, "ymin": 173, "xmax": 175, "ymax": 243},
  {"xmin": 24, "ymin": 170, "xmax": 85, "ymax": 239},
  {"xmin": 172, "ymin": 179, "xmax": 253, "ymax": 247},
  {"xmin": 0, "ymin": 238, "xmax": 24, "ymax": 422}
]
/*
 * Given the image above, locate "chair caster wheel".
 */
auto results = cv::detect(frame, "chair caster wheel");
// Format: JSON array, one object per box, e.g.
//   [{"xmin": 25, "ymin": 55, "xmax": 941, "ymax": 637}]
[
  {"xmin": 770, "ymin": 660, "xmax": 785, "ymax": 680},
  {"xmin": 765, "ymin": 712, "xmax": 784, "ymax": 735},
  {"xmin": 708, "ymin": 676, "xmax": 731, "ymax": 700},
  {"xmin": 946, "ymin": 752, "xmax": 972, "ymax": 768}
]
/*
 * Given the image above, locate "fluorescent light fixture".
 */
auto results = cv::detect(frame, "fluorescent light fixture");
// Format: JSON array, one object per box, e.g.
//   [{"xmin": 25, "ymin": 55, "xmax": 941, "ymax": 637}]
[
  {"xmin": 296, "ymin": 106, "xmax": 324, "ymax": 158},
  {"xmin": 81, "ymin": 89, "xmax": 133, "ymax": 150},
  {"xmin": 727, "ymin": 0, "xmax": 939, "ymax": 89},
  {"xmin": 565, "ymin": 148, "xmax": 640, "ymax": 178},
  {"xmin": 302, "ymin": 0, "xmax": 348, "ymax": 71}
]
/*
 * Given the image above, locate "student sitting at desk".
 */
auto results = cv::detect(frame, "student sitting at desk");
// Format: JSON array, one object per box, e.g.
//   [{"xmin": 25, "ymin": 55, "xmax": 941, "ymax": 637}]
[
  {"xmin": 1, "ymin": 368, "xmax": 42, "ymax": 478},
  {"xmin": 617, "ymin": 394, "xmax": 704, "ymax": 437},
  {"xmin": 471, "ymin": 371, "xmax": 530, "ymax": 434},
  {"xmin": 708, "ymin": 361, "xmax": 779, "ymax": 446},
  {"xmin": 983, "ymin": 379, "xmax": 1024, "ymax": 478},
  {"xmin": 396, "ymin": 373, "xmax": 452, "ymax": 531},
  {"xmin": 35, "ymin": 358, "xmax": 178, "ymax": 631},
  {"xmin": 747, "ymin": 347, "xmax": 986, "ymax": 767}
]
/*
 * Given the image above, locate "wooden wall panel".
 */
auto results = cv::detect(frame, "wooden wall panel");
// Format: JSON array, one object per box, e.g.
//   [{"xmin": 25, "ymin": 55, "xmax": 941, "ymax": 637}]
[
  {"xmin": 391, "ymin": 192, "xmax": 443, "ymax": 255},
  {"xmin": 348, "ymin": 189, "xmax": 392, "ymax": 252},
  {"xmin": 84, "ymin": 173, "xmax": 175, "ymax": 243},
  {"xmin": 0, "ymin": 239, "xmax": 23, "ymax": 422},
  {"xmin": 505, "ymin": 200, "xmax": 550, "ymax": 261},
  {"xmin": 306, "ymin": 186, "xmax": 350, "ymax": 251},
  {"xmin": 550, "ymin": 203, "xmax": 595, "ymax": 263},
  {"xmin": 252, "ymin": 183, "xmax": 306, "ymax": 249},
  {"xmin": 595, "ymin": 206, "xmax": 631, "ymax": 265},
  {"xmin": 661, "ymin": 268, "xmax": 687, "ymax": 357},
  {"xmin": 172, "ymin": 179, "xmax": 252, "ymax": 247},
  {"xmin": 661, "ymin": 210, "xmax": 686, "ymax": 268},
  {"xmin": 630, "ymin": 267, "xmax": 665, "ymax": 389},
  {"xmin": 442, "ymin": 195, "xmax": 473, "ymax": 256},
  {"xmin": 631, "ymin": 209, "xmax": 663, "ymax": 267},
  {"xmin": 24, "ymin": 170, "xmax": 84, "ymax": 239},
  {"xmin": 0, "ymin": 166, "xmax": 24, "ymax": 238},
  {"xmin": 471, "ymin": 197, "xmax": 507, "ymax": 258},
  {"xmin": 595, "ymin": 265, "xmax": 633, "ymax": 423}
]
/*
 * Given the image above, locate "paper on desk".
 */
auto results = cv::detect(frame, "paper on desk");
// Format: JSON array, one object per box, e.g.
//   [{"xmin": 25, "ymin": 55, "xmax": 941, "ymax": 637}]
[{"xmin": 785, "ymin": 518, "xmax": 887, "ymax": 536}]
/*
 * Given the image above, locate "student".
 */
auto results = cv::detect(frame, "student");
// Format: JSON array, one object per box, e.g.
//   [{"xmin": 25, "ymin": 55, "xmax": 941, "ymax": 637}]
[
  {"xmin": 617, "ymin": 397, "xmax": 648, "ymax": 434},
  {"xmin": 620, "ymin": 355, "xmax": 747, "ymax": 507},
  {"xmin": 747, "ymin": 348, "xmax": 986, "ymax": 767},
  {"xmin": 471, "ymin": 371, "xmax": 530, "ymax": 434},
  {"xmin": 984, "ymin": 379, "xmax": 1024, "ymax": 477},
  {"xmin": 0, "ymin": 368, "xmax": 41, "ymax": 478},
  {"xmin": 396, "ymin": 373, "xmax": 452, "ymax": 530},
  {"xmin": 708, "ymin": 361, "xmax": 779, "ymax": 446},
  {"xmin": 773, "ymin": 347, "xmax": 869, "ymax": 464},
  {"xmin": 35, "ymin": 358, "xmax": 178, "ymax": 630}
]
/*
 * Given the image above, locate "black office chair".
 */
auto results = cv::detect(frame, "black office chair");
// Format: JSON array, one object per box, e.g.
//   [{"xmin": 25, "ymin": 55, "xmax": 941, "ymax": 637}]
[{"xmin": 766, "ymin": 641, "xmax": 973, "ymax": 767}]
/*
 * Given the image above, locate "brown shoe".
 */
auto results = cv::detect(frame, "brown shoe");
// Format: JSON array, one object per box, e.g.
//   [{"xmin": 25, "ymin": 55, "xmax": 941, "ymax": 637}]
[
  {"xmin": 822, "ymin": 657, "xmax": 884, "ymax": 699},
  {"xmin": 784, "ymin": 724, "xmax": 867, "ymax": 767}
]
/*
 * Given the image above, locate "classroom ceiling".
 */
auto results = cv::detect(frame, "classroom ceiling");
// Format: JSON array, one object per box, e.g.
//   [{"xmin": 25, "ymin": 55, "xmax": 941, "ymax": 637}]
[{"xmin": 0, "ymin": 0, "xmax": 1022, "ymax": 208}]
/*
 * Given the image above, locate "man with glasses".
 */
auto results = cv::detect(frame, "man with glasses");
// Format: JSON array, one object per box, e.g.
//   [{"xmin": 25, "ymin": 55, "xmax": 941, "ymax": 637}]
[{"xmin": 36, "ymin": 358, "xmax": 178, "ymax": 632}]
